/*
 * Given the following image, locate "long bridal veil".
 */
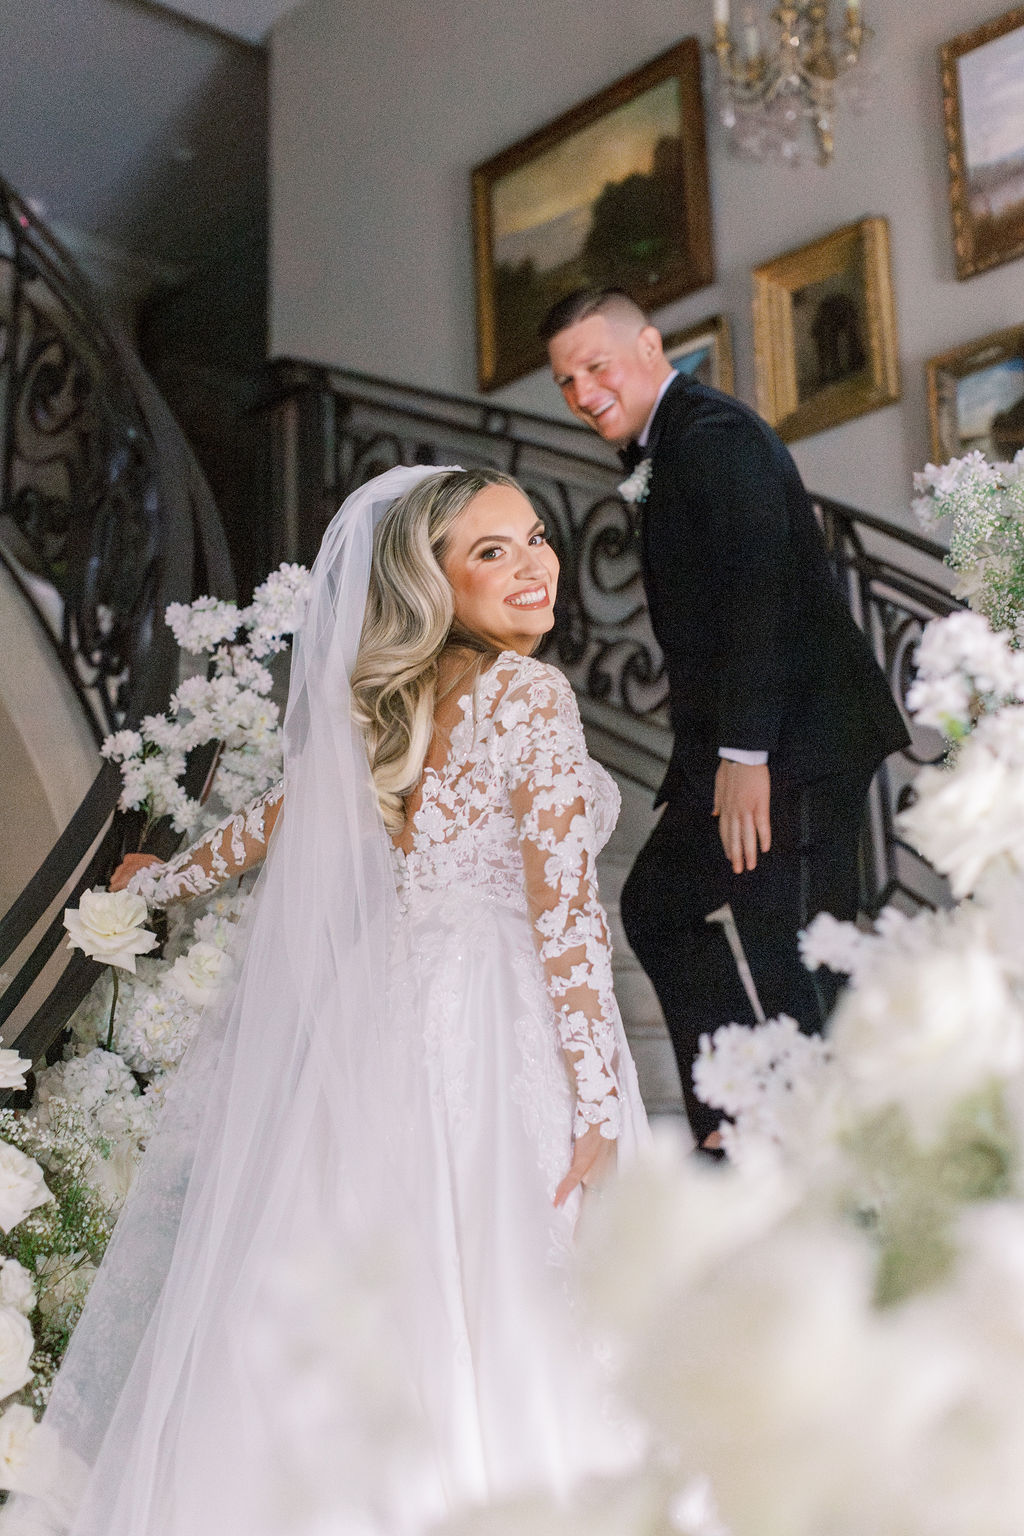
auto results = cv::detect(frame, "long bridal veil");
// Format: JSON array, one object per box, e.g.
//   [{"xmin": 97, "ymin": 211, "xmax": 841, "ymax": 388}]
[{"xmin": 5, "ymin": 465, "xmax": 474, "ymax": 1536}]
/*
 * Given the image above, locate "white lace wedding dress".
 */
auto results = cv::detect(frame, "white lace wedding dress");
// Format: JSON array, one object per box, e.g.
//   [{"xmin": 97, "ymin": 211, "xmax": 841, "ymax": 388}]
[{"xmin": 9, "ymin": 652, "xmax": 648, "ymax": 1536}]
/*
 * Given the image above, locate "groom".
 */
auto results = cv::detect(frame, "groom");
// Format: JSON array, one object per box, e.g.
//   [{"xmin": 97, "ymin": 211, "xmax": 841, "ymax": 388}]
[{"xmin": 542, "ymin": 288, "xmax": 909, "ymax": 1148}]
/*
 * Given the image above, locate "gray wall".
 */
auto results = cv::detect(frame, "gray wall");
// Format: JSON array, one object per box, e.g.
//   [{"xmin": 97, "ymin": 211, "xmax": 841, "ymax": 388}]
[{"xmin": 270, "ymin": 0, "xmax": 1024, "ymax": 528}]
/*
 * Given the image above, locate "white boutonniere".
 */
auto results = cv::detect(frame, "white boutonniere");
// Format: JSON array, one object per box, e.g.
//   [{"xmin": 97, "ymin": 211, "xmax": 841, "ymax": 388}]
[{"xmin": 617, "ymin": 457, "xmax": 653, "ymax": 506}]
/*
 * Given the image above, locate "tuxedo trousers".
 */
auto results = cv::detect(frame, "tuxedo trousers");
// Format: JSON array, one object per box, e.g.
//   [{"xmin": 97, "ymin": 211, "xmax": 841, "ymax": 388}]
[{"xmin": 620, "ymin": 761, "xmax": 874, "ymax": 1147}]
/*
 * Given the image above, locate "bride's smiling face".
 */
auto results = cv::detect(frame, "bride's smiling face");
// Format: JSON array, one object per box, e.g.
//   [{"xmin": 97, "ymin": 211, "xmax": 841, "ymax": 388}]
[{"xmin": 442, "ymin": 484, "xmax": 559, "ymax": 654}]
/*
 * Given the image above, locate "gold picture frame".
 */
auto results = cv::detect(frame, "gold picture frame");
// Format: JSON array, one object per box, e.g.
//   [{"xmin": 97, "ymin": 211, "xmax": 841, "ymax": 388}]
[
  {"xmin": 926, "ymin": 323, "xmax": 1024, "ymax": 463},
  {"xmin": 662, "ymin": 314, "xmax": 735, "ymax": 394},
  {"xmin": 941, "ymin": 8, "xmax": 1024, "ymax": 281},
  {"xmin": 752, "ymin": 216, "xmax": 900, "ymax": 444},
  {"xmin": 471, "ymin": 39, "xmax": 714, "ymax": 392}
]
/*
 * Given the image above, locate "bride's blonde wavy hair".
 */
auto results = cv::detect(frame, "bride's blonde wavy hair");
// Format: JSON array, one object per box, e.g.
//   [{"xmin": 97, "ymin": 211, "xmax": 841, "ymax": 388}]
[{"xmin": 350, "ymin": 466, "xmax": 522, "ymax": 833}]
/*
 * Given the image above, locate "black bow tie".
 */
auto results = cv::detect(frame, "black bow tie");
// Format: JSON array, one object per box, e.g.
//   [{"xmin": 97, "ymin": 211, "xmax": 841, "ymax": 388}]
[{"xmin": 618, "ymin": 440, "xmax": 644, "ymax": 474}]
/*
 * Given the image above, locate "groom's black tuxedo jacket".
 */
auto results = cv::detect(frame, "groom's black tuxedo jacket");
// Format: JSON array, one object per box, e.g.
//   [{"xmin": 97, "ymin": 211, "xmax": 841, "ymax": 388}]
[{"xmin": 631, "ymin": 375, "xmax": 909, "ymax": 806}]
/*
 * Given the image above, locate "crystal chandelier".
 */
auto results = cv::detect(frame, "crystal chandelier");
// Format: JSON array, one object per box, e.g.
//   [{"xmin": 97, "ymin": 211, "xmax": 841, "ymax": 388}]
[{"xmin": 711, "ymin": 1, "xmax": 874, "ymax": 167}]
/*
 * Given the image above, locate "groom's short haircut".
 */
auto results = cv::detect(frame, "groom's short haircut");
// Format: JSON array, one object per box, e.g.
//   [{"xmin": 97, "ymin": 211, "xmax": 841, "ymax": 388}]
[{"xmin": 538, "ymin": 287, "xmax": 650, "ymax": 344}]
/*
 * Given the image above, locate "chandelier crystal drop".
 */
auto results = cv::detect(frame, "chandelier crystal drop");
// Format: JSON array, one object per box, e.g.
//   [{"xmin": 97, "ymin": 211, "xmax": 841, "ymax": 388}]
[{"xmin": 711, "ymin": 0, "xmax": 875, "ymax": 167}]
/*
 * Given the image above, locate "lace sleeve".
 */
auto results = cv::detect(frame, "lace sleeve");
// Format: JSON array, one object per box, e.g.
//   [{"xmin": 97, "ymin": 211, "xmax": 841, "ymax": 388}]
[
  {"xmin": 128, "ymin": 782, "xmax": 284, "ymax": 906},
  {"xmin": 496, "ymin": 663, "xmax": 621, "ymax": 1142}
]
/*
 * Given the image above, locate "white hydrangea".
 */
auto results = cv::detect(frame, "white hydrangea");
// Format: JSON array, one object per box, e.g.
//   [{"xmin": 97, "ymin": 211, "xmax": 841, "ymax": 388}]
[
  {"xmin": 693, "ymin": 1017, "xmax": 834, "ymax": 1166},
  {"xmin": 99, "ymin": 729, "xmax": 143, "ymax": 763},
  {"xmin": 191, "ymin": 909, "xmax": 239, "ymax": 950},
  {"xmin": 913, "ymin": 450, "xmax": 1000, "ymax": 506},
  {"xmin": 164, "ymin": 596, "xmax": 240, "ymax": 654},
  {"xmin": 798, "ymin": 913, "xmax": 870, "ymax": 978},
  {"xmin": 34, "ymin": 1049, "xmax": 140, "ymax": 1132},
  {"xmin": 243, "ymin": 563, "xmax": 312, "ymax": 657},
  {"xmin": 137, "ymin": 712, "xmax": 192, "ymax": 753},
  {"xmin": 214, "ymin": 646, "xmax": 274, "ymax": 695},
  {"xmin": 115, "ymin": 987, "xmax": 198, "ymax": 1077}
]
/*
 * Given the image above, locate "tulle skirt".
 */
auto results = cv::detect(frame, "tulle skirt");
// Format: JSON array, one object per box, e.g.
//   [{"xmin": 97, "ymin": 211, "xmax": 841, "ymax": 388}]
[{"xmin": 15, "ymin": 890, "xmax": 647, "ymax": 1536}]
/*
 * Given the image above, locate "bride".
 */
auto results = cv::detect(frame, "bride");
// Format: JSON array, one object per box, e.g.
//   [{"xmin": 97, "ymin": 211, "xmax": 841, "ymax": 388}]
[{"xmin": 6, "ymin": 464, "xmax": 649, "ymax": 1535}]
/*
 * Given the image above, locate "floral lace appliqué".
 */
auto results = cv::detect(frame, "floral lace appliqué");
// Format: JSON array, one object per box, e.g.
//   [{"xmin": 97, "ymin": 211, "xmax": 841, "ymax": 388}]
[{"xmin": 397, "ymin": 653, "xmax": 623, "ymax": 1142}]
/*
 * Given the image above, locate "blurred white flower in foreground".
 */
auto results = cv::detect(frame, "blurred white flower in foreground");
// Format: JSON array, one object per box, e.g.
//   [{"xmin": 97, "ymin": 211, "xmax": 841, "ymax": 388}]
[{"xmin": 828, "ymin": 934, "xmax": 1024, "ymax": 1146}]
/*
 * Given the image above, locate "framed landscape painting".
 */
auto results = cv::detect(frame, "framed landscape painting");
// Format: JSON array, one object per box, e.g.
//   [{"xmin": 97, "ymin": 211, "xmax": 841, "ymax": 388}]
[
  {"xmin": 927, "ymin": 324, "xmax": 1024, "ymax": 462},
  {"xmin": 471, "ymin": 39, "xmax": 714, "ymax": 391},
  {"xmin": 942, "ymin": 8, "xmax": 1024, "ymax": 280},
  {"xmin": 752, "ymin": 217, "xmax": 901, "ymax": 443},
  {"xmin": 662, "ymin": 314, "xmax": 734, "ymax": 394}
]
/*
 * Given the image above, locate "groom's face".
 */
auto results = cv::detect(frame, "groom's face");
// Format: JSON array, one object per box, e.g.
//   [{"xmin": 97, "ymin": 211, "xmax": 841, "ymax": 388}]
[{"xmin": 548, "ymin": 313, "xmax": 664, "ymax": 444}]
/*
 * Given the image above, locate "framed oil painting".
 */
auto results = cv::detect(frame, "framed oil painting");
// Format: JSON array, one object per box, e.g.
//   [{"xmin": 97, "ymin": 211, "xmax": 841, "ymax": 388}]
[
  {"xmin": 941, "ymin": 8, "xmax": 1024, "ymax": 280},
  {"xmin": 662, "ymin": 314, "xmax": 734, "ymax": 394},
  {"xmin": 927, "ymin": 324, "xmax": 1024, "ymax": 462},
  {"xmin": 471, "ymin": 39, "xmax": 714, "ymax": 392},
  {"xmin": 752, "ymin": 217, "xmax": 900, "ymax": 444}
]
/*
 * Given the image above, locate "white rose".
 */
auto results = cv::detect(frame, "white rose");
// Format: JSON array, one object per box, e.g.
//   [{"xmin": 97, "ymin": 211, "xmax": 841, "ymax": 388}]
[
  {"xmin": 0, "ymin": 1260, "xmax": 36, "ymax": 1318},
  {"xmin": 167, "ymin": 941, "xmax": 234, "ymax": 1008},
  {"xmin": 0, "ymin": 1142, "xmax": 52, "ymax": 1234},
  {"xmin": 0, "ymin": 1307, "xmax": 34, "ymax": 1399},
  {"xmin": 63, "ymin": 890, "xmax": 158, "ymax": 973},
  {"xmin": 0, "ymin": 1052, "xmax": 28, "ymax": 1092}
]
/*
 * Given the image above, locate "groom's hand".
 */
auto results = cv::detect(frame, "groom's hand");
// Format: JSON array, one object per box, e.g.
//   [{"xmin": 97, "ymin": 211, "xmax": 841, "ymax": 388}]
[{"xmin": 713, "ymin": 760, "xmax": 771, "ymax": 874}]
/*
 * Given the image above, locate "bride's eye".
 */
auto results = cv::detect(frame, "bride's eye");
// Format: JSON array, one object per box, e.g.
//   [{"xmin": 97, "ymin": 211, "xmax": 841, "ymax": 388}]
[
  {"xmin": 479, "ymin": 546, "xmax": 504, "ymax": 561},
  {"xmin": 529, "ymin": 533, "xmax": 547, "ymax": 546}
]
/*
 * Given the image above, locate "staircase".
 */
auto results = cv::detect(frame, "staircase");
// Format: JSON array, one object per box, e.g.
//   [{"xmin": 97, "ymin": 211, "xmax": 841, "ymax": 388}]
[
  {"xmin": 257, "ymin": 358, "xmax": 962, "ymax": 1120},
  {"xmin": 0, "ymin": 203, "xmax": 963, "ymax": 1115},
  {"xmin": 0, "ymin": 178, "xmax": 233, "ymax": 1065}
]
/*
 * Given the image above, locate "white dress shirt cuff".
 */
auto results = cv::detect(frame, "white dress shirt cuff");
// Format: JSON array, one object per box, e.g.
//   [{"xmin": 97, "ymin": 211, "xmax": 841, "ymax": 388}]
[{"xmin": 718, "ymin": 747, "xmax": 769, "ymax": 766}]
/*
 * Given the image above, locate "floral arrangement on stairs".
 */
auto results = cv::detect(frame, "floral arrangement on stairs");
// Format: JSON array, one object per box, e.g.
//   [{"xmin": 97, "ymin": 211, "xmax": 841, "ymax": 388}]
[
  {"xmin": 0, "ymin": 565, "xmax": 310, "ymax": 1497},
  {"xmin": 5, "ymin": 448, "xmax": 1024, "ymax": 1526}
]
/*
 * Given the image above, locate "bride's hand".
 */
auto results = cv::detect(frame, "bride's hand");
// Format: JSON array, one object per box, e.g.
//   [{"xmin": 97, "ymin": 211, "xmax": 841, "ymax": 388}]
[
  {"xmin": 110, "ymin": 853, "xmax": 165, "ymax": 892},
  {"xmin": 553, "ymin": 1123, "xmax": 617, "ymax": 1208}
]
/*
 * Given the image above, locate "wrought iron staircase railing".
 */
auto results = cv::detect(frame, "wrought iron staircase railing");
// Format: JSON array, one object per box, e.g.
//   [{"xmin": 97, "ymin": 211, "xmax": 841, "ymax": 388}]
[
  {"xmin": 0, "ymin": 178, "xmax": 233, "ymax": 1066},
  {"xmin": 260, "ymin": 357, "xmax": 960, "ymax": 916}
]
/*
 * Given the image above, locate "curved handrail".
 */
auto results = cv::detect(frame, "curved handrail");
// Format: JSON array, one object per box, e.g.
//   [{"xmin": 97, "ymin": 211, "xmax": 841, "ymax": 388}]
[
  {"xmin": 0, "ymin": 178, "xmax": 233, "ymax": 1060},
  {"xmin": 261, "ymin": 358, "xmax": 959, "ymax": 916}
]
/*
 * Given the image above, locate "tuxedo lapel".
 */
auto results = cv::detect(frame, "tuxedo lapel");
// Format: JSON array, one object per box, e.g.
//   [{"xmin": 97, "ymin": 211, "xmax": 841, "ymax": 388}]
[
  {"xmin": 636, "ymin": 374, "xmax": 690, "ymax": 576},
  {"xmin": 644, "ymin": 372, "xmax": 689, "ymax": 463},
  {"xmin": 619, "ymin": 374, "xmax": 690, "ymax": 474}
]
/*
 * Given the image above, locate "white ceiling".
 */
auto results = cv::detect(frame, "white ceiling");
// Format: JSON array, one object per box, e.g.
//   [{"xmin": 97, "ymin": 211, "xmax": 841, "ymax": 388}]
[{"xmin": 145, "ymin": 0, "xmax": 304, "ymax": 43}]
